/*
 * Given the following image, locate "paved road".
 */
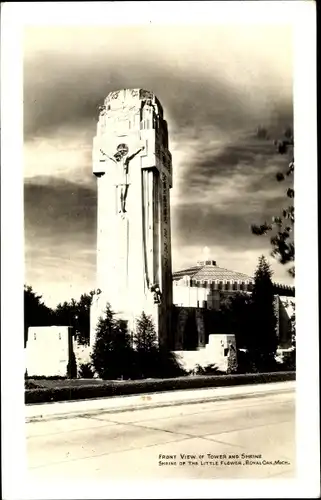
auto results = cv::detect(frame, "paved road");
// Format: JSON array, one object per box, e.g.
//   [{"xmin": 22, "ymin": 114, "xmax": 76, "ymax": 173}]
[{"xmin": 26, "ymin": 388, "xmax": 295, "ymax": 480}]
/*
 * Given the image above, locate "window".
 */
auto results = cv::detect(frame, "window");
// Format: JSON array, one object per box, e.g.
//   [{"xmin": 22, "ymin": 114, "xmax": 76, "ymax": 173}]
[
  {"xmin": 33, "ymin": 333, "xmax": 36, "ymax": 340},
  {"xmin": 59, "ymin": 333, "xmax": 61, "ymax": 340},
  {"xmin": 224, "ymin": 348, "xmax": 229, "ymax": 357}
]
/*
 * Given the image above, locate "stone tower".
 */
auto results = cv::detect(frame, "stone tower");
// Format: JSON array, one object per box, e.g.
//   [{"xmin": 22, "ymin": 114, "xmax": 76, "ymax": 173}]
[{"xmin": 90, "ymin": 89, "xmax": 173, "ymax": 348}]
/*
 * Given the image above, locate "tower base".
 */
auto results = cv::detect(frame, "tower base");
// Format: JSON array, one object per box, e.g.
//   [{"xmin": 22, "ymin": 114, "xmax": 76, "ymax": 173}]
[{"xmin": 89, "ymin": 291, "xmax": 169, "ymax": 349}]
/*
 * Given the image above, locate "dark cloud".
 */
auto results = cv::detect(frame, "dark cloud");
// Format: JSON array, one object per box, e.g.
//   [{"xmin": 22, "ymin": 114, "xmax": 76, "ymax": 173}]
[
  {"xmin": 172, "ymin": 189, "xmax": 288, "ymax": 252},
  {"xmin": 24, "ymin": 62, "xmax": 292, "ymax": 144},
  {"xmin": 24, "ymin": 61, "xmax": 248, "ymax": 138},
  {"xmin": 24, "ymin": 177, "xmax": 96, "ymax": 243},
  {"xmin": 173, "ymin": 206, "xmax": 254, "ymax": 246},
  {"xmin": 189, "ymin": 141, "xmax": 275, "ymax": 183},
  {"xmin": 176, "ymin": 131, "xmax": 292, "ymax": 210},
  {"xmin": 24, "ymin": 177, "xmax": 97, "ymax": 301},
  {"xmin": 23, "ymin": 25, "xmax": 294, "ymax": 301},
  {"xmin": 23, "ymin": 24, "xmax": 293, "ymax": 140}
]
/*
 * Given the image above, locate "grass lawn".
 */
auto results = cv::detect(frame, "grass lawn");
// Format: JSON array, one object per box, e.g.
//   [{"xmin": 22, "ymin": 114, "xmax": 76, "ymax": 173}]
[
  {"xmin": 26, "ymin": 373, "xmax": 205, "ymax": 390},
  {"xmin": 26, "ymin": 378, "xmax": 117, "ymax": 389}
]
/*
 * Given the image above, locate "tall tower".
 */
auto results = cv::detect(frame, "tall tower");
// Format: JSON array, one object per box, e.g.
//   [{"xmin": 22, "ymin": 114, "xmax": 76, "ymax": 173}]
[{"xmin": 90, "ymin": 89, "xmax": 173, "ymax": 348}]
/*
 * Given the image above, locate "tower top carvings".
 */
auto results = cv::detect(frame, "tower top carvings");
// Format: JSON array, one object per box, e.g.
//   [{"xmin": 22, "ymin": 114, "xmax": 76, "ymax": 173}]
[
  {"xmin": 103, "ymin": 88, "xmax": 164, "ymax": 117},
  {"xmin": 94, "ymin": 87, "xmax": 171, "ymax": 183},
  {"xmin": 106, "ymin": 88, "xmax": 156, "ymax": 102}
]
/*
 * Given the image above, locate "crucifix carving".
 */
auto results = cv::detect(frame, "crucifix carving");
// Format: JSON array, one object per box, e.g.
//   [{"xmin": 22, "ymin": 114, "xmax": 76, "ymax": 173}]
[{"xmin": 100, "ymin": 143, "xmax": 145, "ymax": 216}]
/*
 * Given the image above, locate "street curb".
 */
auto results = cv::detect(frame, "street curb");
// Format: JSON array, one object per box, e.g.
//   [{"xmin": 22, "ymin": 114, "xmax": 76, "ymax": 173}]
[{"xmin": 26, "ymin": 383, "xmax": 295, "ymax": 424}]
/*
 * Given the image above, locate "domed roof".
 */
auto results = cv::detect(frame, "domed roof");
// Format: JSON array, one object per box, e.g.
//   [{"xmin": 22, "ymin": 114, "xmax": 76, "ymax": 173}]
[{"xmin": 173, "ymin": 260, "xmax": 254, "ymax": 283}]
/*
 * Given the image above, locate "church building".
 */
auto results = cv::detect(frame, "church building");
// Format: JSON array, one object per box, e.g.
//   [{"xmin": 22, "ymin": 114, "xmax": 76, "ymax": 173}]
[{"xmin": 171, "ymin": 258, "xmax": 295, "ymax": 355}]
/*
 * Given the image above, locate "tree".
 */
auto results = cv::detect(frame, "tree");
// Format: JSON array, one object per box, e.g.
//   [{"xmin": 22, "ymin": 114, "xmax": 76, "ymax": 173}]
[
  {"xmin": 75, "ymin": 293, "xmax": 93, "ymax": 344},
  {"xmin": 133, "ymin": 312, "xmax": 159, "ymax": 378},
  {"xmin": 24, "ymin": 285, "xmax": 53, "ymax": 347},
  {"xmin": 279, "ymin": 298, "xmax": 296, "ymax": 371},
  {"xmin": 54, "ymin": 291, "xmax": 94, "ymax": 345},
  {"xmin": 251, "ymin": 128, "xmax": 294, "ymax": 277},
  {"xmin": 133, "ymin": 312, "xmax": 185, "ymax": 379},
  {"xmin": 249, "ymin": 256, "xmax": 278, "ymax": 371},
  {"xmin": 91, "ymin": 304, "xmax": 134, "ymax": 380},
  {"xmin": 134, "ymin": 312, "xmax": 158, "ymax": 351},
  {"xmin": 67, "ymin": 351, "xmax": 77, "ymax": 379},
  {"xmin": 281, "ymin": 298, "xmax": 296, "ymax": 347},
  {"xmin": 220, "ymin": 293, "xmax": 252, "ymax": 349},
  {"xmin": 290, "ymin": 301, "xmax": 296, "ymax": 347}
]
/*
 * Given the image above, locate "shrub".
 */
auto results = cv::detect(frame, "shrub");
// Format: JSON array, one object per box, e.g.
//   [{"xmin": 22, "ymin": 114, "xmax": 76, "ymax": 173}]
[
  {"xmin": 282, "ymin": 349, "xmax": 296, "ymax": 371},
  {"xmin": 25, "ymin": 371, "xmax": 296, "ymax": 404},
  {"xmin": 78, "ymin": 362, "xmax": 95, "ymax": 379},
  {"xmin": 25, "ymin": 380, "xmax": 40, "ymax": 389},
  {"xmin": 25, "ymin": 375, "xmax": 67, "ymax": 380},
  {"xmin": 227, "ymin": 344, "xmax": 238, "ymax": 374},
  {"xmin": 153, "ymin": 348, "xmax": 187, "ymax": 378},
  {"xmin": 194, "ymin": 364, "xmax": 224, "ymax": 376},
  {"xmin": 236, "ymin": 349, "xmax": 253, "ymax": 374}
]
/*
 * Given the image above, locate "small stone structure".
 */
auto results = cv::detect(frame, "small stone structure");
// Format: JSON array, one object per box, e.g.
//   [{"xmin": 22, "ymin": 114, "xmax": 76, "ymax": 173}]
[
  {"xmin": 173, "ymin": 334, "xmax": 237, "ymax": 373},
  {"xmin": 26, "ymin": 326, "xmax": 74, "ymax": 377}
]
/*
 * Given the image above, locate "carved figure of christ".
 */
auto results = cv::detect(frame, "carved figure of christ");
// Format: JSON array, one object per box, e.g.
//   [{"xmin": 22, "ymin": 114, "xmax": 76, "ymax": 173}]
[
  {"xmin": 118, "ymin": 147, "xmax": 144, "ymax": 215},
  {"xmin": 99, "ymin": 146, "xmax": 144, "ymax": 215}
]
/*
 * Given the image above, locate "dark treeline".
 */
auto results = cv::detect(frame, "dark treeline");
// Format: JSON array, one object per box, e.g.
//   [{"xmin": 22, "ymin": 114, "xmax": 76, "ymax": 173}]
[
  {"xmin": 24, "ymin": 256, "xmax": 295, "ymax": 378},
  {"xmin": 23, "ymin": 287, "xmax": 184, "ymax": 379},
  {"xmin": 24, "ymin": 286, "xmax": 93, "ymax": 347},
  {"xmin": 220, "ymin": 256, "xmax": 295, "ymax": 372}
]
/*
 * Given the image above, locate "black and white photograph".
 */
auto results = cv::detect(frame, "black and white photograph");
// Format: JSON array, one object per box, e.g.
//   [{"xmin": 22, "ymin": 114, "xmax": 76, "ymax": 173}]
[{"xmin": 1, "ymin": 2, "xmax": 319, "ymax": 499}]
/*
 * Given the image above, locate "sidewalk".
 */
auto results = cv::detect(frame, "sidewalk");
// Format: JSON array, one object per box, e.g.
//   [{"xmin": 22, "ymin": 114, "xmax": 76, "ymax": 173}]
[{"xmin": 25, "ymin": 380, "xmax": 295, "ymax": 423}]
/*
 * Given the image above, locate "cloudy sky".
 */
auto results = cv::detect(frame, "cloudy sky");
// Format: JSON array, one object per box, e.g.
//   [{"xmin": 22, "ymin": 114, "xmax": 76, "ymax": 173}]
[{"xmin": 24, "ymin": 21, "xmax": 294, "ymax": 307}]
